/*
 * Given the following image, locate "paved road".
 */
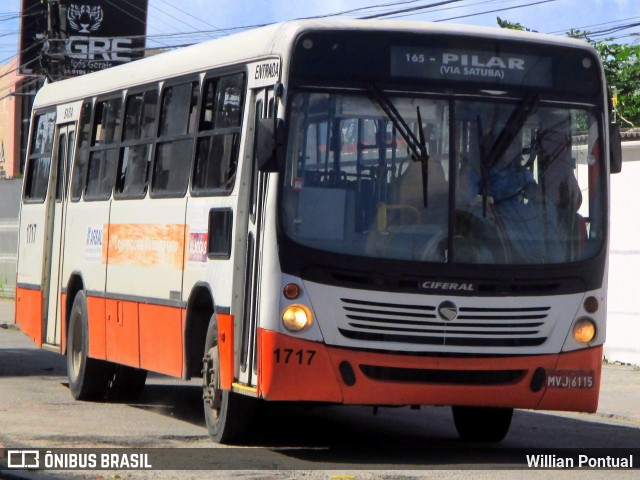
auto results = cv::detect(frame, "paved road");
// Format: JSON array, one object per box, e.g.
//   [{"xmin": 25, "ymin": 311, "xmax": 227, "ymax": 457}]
[{"xmin": 1, "ymin": 299, "xmax": 640, "ymax": 479}]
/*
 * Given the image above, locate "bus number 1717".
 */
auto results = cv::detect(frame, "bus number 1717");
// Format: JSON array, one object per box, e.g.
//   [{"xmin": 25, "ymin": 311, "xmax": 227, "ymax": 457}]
[{"xmin": 273, "ymin": 348, "xmax": 316, "ymax": 366}]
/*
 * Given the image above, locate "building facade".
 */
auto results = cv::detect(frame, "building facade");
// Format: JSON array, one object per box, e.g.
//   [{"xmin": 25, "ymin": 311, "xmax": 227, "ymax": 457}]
[{"xmin": 0, "ymin": 59, "xmax": 20, "ymax": 179}]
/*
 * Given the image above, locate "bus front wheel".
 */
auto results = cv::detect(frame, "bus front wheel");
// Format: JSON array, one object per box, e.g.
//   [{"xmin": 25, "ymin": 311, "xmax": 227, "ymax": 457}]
[
  {"xmin": 452, "ymin": 406, "xmax": 513, "ymax": 442},
  {"xmin": 202, "ymin": 316, "xmax": 256, "ymax": 444},
  {"xmin": 66, "ymin": 291, "xmax": 114, "ymax": 401}
]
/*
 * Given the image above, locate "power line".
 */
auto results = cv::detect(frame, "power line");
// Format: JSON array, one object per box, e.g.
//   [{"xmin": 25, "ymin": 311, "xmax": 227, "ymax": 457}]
[
  {"xmin": 116, "ymin": 0, "xmax": 197, "ymax": 43},
  {"xmin": 101, "ymin": 0, "xmax": 174, "ymax": 48},
  {"xmin": 430, "ymin": 0, "xmax": 558, "ymax": 22},
  {"xmin": 154, "ymin": 0, "xmax": 231, "ymax": 36},
  {"xmin": 291, "ymin": 0, "xmax": 432, "ymax": 20},
  {"xmin": 0, "ymin": 76, "xmax": 41, "ymax": 102},
  {"xmin": 586, "ymin": 21, "xmax": 640, "ymax": 39},
  {"xmin": 549, "ymin": 16, "xmax": 640, "ymax": 36},
  {"xmin": 371, "ymin": 0, "xmax": 518, "ymax": 20},
  {"xmin": 0, "ymin": 38, "xmax": 44, "ymax": 68},
  {"xmin": 0, "ymin": 56, "xmax": 40, "ymax": 82},
  {"xmin": 362, "ymin": 0, "xmax": 483, "ymax": 19}
]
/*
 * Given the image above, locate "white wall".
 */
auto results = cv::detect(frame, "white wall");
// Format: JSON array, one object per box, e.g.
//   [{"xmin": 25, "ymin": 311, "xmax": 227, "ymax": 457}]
[{"xmin": 605, "ymin": 140, "xmax": 640, "ymax": 365}]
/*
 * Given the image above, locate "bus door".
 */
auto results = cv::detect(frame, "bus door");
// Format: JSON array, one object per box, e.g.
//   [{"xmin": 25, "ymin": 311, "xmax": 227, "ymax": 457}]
[
  {"xmin": 237, "ymin": 86, "xmax": 276, "ymax": 386},
  {"xmin": 44, "ymin": 115, "xmax": 78, "ymax": 346}
]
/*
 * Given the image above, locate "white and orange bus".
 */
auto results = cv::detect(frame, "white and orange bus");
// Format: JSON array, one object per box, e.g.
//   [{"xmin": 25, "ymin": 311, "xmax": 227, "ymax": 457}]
[{"xmin": 16, "ymin": 20, "xmax": 622, "ymax": 443}]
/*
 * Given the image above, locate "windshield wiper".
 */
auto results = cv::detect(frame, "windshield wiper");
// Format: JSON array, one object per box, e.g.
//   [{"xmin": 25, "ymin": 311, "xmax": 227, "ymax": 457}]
[
  {"xmin": 368, "ymin": 85, "xmax": 430, "ymax": 207},
  {"xmin": 477, "ymin": 114, "xmax": 488, "ymax": 217},
  {"xmin": 478, "ymin": 94, "xmax": 540, "ymax": 216}
]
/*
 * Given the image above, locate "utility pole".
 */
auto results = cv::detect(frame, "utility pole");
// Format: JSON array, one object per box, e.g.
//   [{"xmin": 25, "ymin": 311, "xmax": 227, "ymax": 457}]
[{"xmin": 41, "ymin": 0, "xmax": 67, "ymax": 81}]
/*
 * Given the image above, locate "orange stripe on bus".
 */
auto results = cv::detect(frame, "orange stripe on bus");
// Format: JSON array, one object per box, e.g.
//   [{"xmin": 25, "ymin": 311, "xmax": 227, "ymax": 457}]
[
  {"xmin": 87, "ymin": 296, "xmax": 107, "ymax": 360},
  {"xmin": 537, "ymin": 345, "xmax": 602, "ymax": 413},
  {"xmin": 105, "ymin": 299, "xmax": 140, "ymax": 368},
  {"xmin": 139, "ymin": 303, "xmax": 183, "ymax": 377},
  {"xmin": 60, "ymin": 293, "xmax": 67, "ymax": 354},
  {"xmin": 329, "ymin": 344, "xmax": 552, "ymax": 408},
  {"xmin": 258, "ymin": 329, "xmax": 601, "ymax": 412},
  {"xmin": 15, "ymin": 287, "xmax": 43, "ymax": 347},
  {"xmin": 217, "ymin": 314, "xmax": 234, "ymax": 391},
  {"xmin": 258, "ymin": 329, "xmax": 343, "ymax": 402}
]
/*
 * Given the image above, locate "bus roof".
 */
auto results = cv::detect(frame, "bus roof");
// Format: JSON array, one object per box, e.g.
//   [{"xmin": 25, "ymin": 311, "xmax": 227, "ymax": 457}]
[{"xmin": 32, "ymin": 19, "xmax": 595, "ymax": 109}]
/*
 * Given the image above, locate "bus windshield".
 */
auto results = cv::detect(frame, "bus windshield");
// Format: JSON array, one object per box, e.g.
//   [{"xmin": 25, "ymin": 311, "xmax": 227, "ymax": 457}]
[{"xmin": 281, "ymin": 91, "xmax": 605, "ymax": 265}]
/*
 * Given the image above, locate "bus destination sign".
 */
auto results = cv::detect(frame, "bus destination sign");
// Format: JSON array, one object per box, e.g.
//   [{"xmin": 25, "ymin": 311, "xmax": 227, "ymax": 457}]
[{"xmin": 391, "ymin": 47, "xmax": 552, "ymax": 88}]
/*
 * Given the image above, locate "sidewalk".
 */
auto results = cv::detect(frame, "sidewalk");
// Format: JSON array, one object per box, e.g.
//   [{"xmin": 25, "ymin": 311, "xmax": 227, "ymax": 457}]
[
  {"xmin": 0, "ymin": 298, "xmax": 15, "ymax": 328},
  {"xmin": 597, "ymin": 363, "xmax": 640, "ymax": 426}
]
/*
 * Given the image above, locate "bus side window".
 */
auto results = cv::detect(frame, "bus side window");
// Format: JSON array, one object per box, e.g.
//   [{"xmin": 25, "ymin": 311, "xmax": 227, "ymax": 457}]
[
  {"xmin": 24, "ymin": 111, "xmax": 57, "ymax": 202},
  {"xmin": 116, "ymin": 88, "xmax": 158, "ymax": 197},
  {"xmin": 152, "ymin": 81, "xmax": 198, "ymax": 197},
  {"xmin": 192, "ymin": 73, "xmax": 245, "ymax": 194},
  {"xmin": 70, "ymin": 101, "xmax": 92, "ymax": 201},
  {"xmin": 85, "ymin": 97, "xmax": 122, "ymax": 200}
]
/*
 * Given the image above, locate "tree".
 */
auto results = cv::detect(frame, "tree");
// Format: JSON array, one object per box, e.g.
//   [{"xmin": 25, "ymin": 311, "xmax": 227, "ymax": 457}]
[
  {"xmin": 498, "ymin": 19, "xmax": 640, "ymax": 128},
  {"xmin": 496, "ymin": 17, "xmax": 533, "ymax": 32}
]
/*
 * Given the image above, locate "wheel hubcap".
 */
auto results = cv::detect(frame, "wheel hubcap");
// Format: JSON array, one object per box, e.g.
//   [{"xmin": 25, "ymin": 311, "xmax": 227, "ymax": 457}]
[
  {"xmin": 202, "ymin": 347, "xmax": 222, "ymax": 417},
  {"xmin": 71, "ymin": 315, "xmax": 82, "ymax": 378}
]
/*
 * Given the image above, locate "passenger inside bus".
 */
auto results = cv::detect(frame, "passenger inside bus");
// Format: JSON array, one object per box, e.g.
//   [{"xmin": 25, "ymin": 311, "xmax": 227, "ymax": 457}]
[
  {"xmin": 456, "ymin": 128, "xmax": 545, "ymax": 264},
  {"xmin": 456, "ymin": 107, "xmax": 584, "ymax": 264},
  {"xmin": 536, "ymin": 109, "xmax": 585, "ymax": 260}
]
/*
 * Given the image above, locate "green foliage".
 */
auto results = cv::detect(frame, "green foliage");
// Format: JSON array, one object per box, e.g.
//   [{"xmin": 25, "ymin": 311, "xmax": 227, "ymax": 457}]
[
  {"xmin": 499, "ymin": 22, "xmax": 640, "ymax": 127},
  {"xmin": 496, "ymin": 17, "xmax": 534, "ymax": 32},
  {"xmin": 568, "ymin": 29, "xmax": 640, "ymax": 127}
]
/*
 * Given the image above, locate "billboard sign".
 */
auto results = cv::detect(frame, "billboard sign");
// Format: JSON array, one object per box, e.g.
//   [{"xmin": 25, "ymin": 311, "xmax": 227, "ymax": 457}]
[{"xmin": 19, "ymin": 0, "xmax": 148, "ymax": 77}]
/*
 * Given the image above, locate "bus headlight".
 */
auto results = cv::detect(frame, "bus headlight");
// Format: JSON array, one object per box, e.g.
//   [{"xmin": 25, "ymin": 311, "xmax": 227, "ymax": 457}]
[
  {"xmin": 282, "ymin": 304, "xmax": 313, "ymax": 332},
  {"xmin": 573, "ymin": 317, "xmax": 597, "ymax": 344}
]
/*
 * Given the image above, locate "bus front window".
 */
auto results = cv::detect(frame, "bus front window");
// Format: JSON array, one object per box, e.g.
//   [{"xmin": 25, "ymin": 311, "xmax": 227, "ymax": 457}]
[
  {"xmin": 282, "ymin": 92, "xmax": 450, "ymax": 262},
  {"xmin": 281, "ymin": 91, "xmax": 605, "ymax": 265},
  {"xmin": 454, "ymin": 102, "xmax": 604, "ymax": 264}
]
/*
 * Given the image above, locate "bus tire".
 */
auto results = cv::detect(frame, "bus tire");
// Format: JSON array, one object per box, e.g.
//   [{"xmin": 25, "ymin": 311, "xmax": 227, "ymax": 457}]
[
  {"xmin": 452, "ymin": 406, "xmax": 513, "ymax": 443},
  {"xmin": 202, "ymin": 316, "xmax": 256, "ymax": 444},
  {"xmin": 66, "ymin": 291, "xmax": 114, "ymax": 401}
]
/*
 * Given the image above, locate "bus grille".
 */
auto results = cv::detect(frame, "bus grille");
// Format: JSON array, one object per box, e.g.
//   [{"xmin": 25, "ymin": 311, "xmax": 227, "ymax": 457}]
[
  {"xmin": 359, "ymin": 365, "xmax": 526, "ymax": 385},
  {"xmin": 337, "ymin": 297, "xmax": 550, "ymax": 348}
]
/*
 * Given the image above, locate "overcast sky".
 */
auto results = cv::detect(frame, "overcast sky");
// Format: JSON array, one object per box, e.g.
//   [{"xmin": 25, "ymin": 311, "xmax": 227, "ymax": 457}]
[{"xmin": 1, "ymin": 0, "xmax": 638, "ymax": 62}]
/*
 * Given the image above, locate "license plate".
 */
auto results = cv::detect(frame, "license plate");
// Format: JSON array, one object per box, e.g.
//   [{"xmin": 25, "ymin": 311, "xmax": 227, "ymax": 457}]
[{"xmin": 546, "ymin": 370, "xmax": 595, "ymax": 389}]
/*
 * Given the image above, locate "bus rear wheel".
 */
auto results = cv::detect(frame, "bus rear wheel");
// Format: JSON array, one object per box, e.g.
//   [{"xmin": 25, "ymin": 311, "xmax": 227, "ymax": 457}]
[
  {"xmin": 452, "ymin": 406, "xmax": 513, "ymax": 442},
  {"xmin": 67, "ymin": 291, "xmax": 114, "ymax": 401},
  {"xmin": 202, "ymin": 316, "xmax": 255, "ymax": 444}
]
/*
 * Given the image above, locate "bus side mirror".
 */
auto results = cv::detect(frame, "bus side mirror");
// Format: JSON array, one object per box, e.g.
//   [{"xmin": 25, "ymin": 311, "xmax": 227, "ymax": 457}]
[
  {"xmin": 256, "ymin": 117, "xmax": 283, "ymax": 172},
  {"xmin": 610, "ymin": 123, "xmax": 622, "ymax": 174}
]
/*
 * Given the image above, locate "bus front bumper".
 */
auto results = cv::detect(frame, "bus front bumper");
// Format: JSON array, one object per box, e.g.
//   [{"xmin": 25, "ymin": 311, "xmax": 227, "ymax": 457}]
[{"xmin": 258, "ymin": 329, "xmax": 601, "ymax": 413}]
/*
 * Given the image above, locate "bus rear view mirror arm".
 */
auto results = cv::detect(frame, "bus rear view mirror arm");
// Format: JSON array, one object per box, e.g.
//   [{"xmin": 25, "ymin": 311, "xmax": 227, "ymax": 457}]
[{"xmin": 609, "ymin": 123, "xmax": 622, "ymax": 174}]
